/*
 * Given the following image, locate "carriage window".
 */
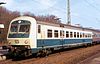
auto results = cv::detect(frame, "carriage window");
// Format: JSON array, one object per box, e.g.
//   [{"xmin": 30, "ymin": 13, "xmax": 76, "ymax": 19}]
[
  {"xmin": 85, "ymin": 34, "xmax": 88, "ymax": 38},
  {"xmin": 10, "ymin": 24, "xmax": 18, "ymax": 32},
  {"xmin": 74, "ymin": 32, "xmax": 76, "ymax": 38},
  {"xmin": 9, "ymin": 20, "xmax": 31, "ymax": 38},
  {"xmin": 47, "ymin": 29, "xmax": 52, "ymax": 38},
  {"xmin": 19, "ymin": 25, "xmax": 30, "ymax": 32},
  {"xmin": 54, "ymin": 30, "xmax": 58, "ymax": 38},
  {"xmin": 60, "ymin": 30, "xmax": 64, "ymax": 38},
  {"xmin": 70, "ymin": 32, "xmax": 73, "ymax": 38},
  {"xmin": 63, "ymin": 31, "xmax": 64, "ymax": 37},
  {"xmin": 38, "ymin": 25, "xmax": 41, "ymax": 33},
  {"xmin": 77, "ymin": 32, "xmax": 79, "ymax": 38},
  {"xmin": 80, "ymin": 33, "xmax": 83, "ymax": 38},
  {"xmin": 66, "ymin": 31, "xmax": 69, "ymax": 38},
  {"xmin": 88, "ymin": 34, "xmax": 91, "ymax": 37}
]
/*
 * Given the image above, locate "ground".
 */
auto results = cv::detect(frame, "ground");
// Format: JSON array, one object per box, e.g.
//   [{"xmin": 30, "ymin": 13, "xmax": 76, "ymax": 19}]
[{"xmin": 0, "ymin": 44, "xmax": 100, "ymax": 64}]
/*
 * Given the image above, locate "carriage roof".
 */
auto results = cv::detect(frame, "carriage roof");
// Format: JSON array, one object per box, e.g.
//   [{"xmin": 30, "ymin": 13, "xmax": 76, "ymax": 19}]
[{"xmin": 11, "ymin": 16, "xmax": 100, "ymax": 33}]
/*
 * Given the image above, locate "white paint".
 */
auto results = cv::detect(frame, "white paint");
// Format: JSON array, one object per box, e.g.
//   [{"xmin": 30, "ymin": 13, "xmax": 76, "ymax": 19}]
[{"xmin": 7, "ymin": 16, "xmax": 37, "ymax": 48}]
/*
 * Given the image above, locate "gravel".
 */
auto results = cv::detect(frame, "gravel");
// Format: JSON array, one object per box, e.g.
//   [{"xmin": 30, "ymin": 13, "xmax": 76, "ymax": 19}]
[{"xmin": 0, "ymin": 44, "xmax": 100, "ymax": 64}]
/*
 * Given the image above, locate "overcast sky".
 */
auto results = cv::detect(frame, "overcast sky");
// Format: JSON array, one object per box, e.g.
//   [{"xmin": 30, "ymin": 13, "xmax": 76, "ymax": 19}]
[{"xmin": 0, "ymin": 0, "xmax": 100, "ymax": 29}]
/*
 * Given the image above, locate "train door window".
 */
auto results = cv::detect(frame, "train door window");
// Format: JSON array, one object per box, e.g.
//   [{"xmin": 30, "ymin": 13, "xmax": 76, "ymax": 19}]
[
  {"xmin": 54, "ymin": 30, "xmax": 58, "ymax": 38},
  {"xmin": 66, "ymin": 31, "xmax": 69, "ymax": 38},
  {"xmin": 77, "ymin": 32, "xmax": 79, "ymax": 38},
  {"xmin": 63, "ymin": 31, "xmax": 65, "ymax": 37},
  {"xmin": 38, "ymin": 25, "xmax": 41, "ymax": 33},
  {"xmin": 74, "ymin": 32, "xmax": 76, "ymax": 38},
  {"xmin": 60, "ymin": 30, "xmax": 64, "ymax": 38},
  {"xmin": 47, "ymin": 29, "xmax": 52, "ymax": 38},
  {"xmin": 70, "ymin": 32, "xmax": 73, "ymax": 38}
]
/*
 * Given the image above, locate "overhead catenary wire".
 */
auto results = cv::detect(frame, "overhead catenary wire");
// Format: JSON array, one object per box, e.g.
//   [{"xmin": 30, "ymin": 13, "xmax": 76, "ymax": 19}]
[
  {"xmin": 33, "ymin": 0, "xmax": 100, "ymax": 25},
  {"xmin": 33, "ymin": 0, "xmax": 67, "ymax": 13},
  {"xmin": 83, "ymin": 0, "xmax": 100, "ymax": 23},
  {"xmin": 84, "ymin": 0, "xmax": 100, "ymax": 13}
]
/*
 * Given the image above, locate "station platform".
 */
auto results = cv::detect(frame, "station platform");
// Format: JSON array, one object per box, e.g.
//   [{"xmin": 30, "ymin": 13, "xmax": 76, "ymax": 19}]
[{"xmin": 79, "ymin": 52, "xmax": 100, "ymax": 64}]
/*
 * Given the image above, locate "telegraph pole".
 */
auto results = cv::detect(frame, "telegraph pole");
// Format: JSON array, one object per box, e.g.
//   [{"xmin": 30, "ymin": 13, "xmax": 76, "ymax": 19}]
[{"xmin": 67, "ymin": 0, "xmax": 71, "ymax": 25}]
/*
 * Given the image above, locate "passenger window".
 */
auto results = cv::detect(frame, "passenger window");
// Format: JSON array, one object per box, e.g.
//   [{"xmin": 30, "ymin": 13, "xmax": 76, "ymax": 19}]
[
  {"xmin": 85, "ymin": 34, "xmax": 88, "ymax": 38},
  {"xmin": 74, "ymin": 32, "xmax": 76, "ymax": 38},
  {"xmin": 54, "ymin": 30, "xmax": 58, "ymax": 38},
  {"xmin": 38, "ymin": 25, "xmax": 41, "ymax": 33},
  {"xmin": 47, "ymin": 29, "xmax": 52, "ymax": 38},
  {"xmin": 89, "ymin": 34, "xmax": 91, "ymax": 37},
  {"xmin": 77, "ymin": 32, "xmax": 79, "ymax": 38},
  {"xmin": 66, "ymin": 31, "xmax": 69, "ymax": 38},
  {"xmin": 70, "ymin": 32, "xmax": 73, "ymax": 38}
]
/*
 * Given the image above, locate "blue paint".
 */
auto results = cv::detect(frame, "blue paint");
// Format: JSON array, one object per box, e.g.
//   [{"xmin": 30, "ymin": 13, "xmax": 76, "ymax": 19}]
[{"xmin": 37, "ymin": 39, "xmax": 92, "ymax": 47}]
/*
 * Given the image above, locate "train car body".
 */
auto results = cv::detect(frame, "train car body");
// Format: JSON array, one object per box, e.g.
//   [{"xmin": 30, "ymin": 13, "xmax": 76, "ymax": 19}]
[
  {"xmin": 92, "ymin": 30, "xmax": 100, "ymax": 43},
  {"xmin": 7, "ymin": 16, "xmax": 93, "ymax": 57}
]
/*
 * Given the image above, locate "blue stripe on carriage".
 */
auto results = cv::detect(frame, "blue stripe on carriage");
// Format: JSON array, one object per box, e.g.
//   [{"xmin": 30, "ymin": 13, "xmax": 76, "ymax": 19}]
[{"xmin": 37, "ymin": 39, "xmax": 92, "ymax": 47}]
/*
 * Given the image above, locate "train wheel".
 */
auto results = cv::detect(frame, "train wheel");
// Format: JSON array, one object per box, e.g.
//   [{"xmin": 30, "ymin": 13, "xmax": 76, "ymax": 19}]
[
  {"xmin": 83, "ymin": 44, "xmax": 88, "ymax": 48},
  {"xmin": 24, "ymin": 51, "xmax": 28, "ymax": 57},
  {"xmin": 40, "ymin": 49, "xmax": 47, "ymax": 57},
  {"xmin": 37, "ymin": 49, "xmax": 51, "ymax": 57},
  {"xmin": 24, "ymin": 50, "xmax": 32, "ymax": 57},
  {"xmin": 28, "ymin": 50, "xmax": 32, "ymax": 56}
]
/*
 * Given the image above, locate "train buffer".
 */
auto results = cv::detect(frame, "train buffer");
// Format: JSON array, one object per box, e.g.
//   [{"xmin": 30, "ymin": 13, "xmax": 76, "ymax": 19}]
[{"xmin": 0, "ymin": 46, "xmax": 9, "ymax": 60}]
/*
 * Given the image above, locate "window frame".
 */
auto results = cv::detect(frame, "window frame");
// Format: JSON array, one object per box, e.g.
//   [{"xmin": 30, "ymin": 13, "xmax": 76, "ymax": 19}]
[
  {"xmin": 66, "ymin": 31, "xmax": 69, "ymax": 38},
  {"xmin": 54, "ymin": 30, "xmax": 59, "ymax": 38},
  {"xmin": 47, "ymin": 29, "xmax": 52, "ymax": 38}
]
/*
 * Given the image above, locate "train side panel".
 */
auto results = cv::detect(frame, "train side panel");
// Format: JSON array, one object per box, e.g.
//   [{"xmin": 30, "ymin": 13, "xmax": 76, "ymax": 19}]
[{"xmin": 36, "ymin": 24, "xmax": 93, "ymax": 49}]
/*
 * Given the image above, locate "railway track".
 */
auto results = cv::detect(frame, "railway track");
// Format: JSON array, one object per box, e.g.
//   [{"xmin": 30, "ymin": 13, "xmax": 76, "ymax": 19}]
[{"xmin": 0, "ymin": 44, "xmax": 100, "ymax": 64}]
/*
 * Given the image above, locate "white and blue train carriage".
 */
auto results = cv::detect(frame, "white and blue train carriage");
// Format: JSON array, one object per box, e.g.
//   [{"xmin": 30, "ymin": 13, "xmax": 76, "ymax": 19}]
[{"xmin": 7, "ymin": 16, "xmax": 93, "ymax": 57}]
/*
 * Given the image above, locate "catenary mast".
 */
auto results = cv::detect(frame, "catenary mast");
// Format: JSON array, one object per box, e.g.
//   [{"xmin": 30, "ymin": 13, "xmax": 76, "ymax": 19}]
[{"xmin": 67, "ymin": 0, "xmax": 71, "ymax": 25}]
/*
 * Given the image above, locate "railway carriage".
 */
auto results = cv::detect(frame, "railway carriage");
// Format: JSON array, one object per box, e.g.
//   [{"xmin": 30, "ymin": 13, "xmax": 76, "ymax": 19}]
[
  {"xmin": 92, "ymin": 30, "xmax": 100, "ymax": 44},
  {"xmin": 7, "ymin": 16, "xmax": 93, "ymax": 57}
]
